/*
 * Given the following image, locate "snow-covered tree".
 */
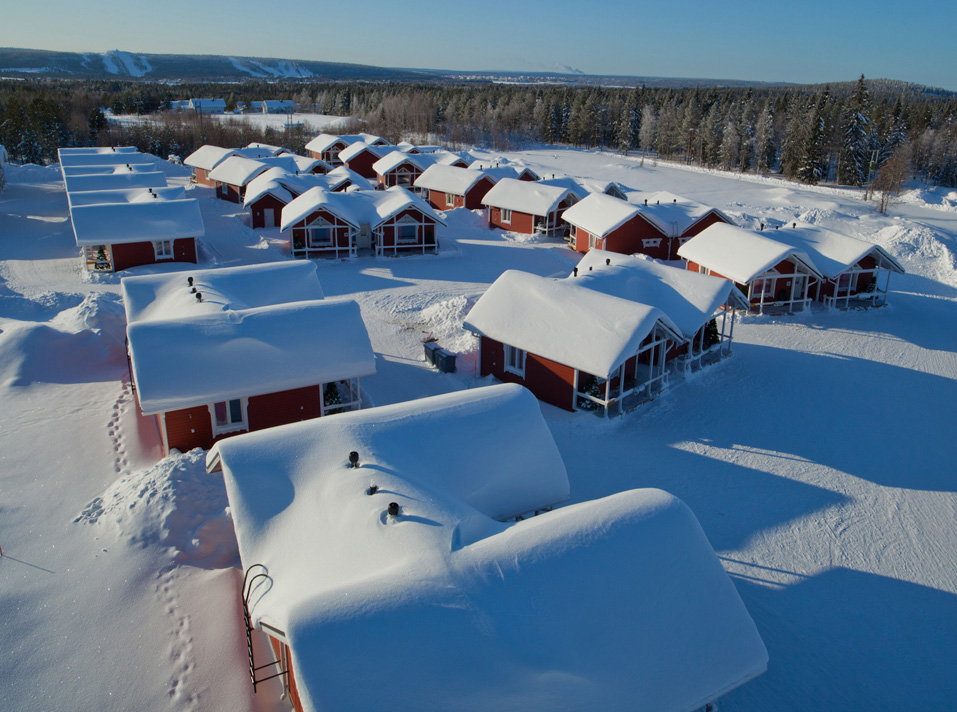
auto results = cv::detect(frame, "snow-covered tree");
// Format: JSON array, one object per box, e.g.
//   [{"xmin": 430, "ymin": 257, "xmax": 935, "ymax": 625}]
[{"xmin": 837, "ymin": 75, "xmax": 871, "ymax": 186}]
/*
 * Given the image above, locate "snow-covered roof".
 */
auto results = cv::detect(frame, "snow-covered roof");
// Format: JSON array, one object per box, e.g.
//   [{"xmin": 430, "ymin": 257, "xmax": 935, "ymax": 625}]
[
  {"xmin": 61, "ymin": 163, "xmax": 159, "ymax": 176},
  {"xmin": 464, "ymin": 270, "xmax": 681, "ymax": 378},
  {"xmin": 626, "ymin": 190, "xmax": 730, "ymax": 236},
  {"xmin": 678, "ymin": 223, "xmax": 823, "ymax": 284},
  {"xmin": 58, "ymin": 151, "xmax": 155, "ymax": 168},
  {"xmin": 188, "ymin": 98, "xmax": 226, "ymax": 111},
  {"xmin": 281, "ymin": 187, "xmax": 445, "ymax": 232},
  {"xmin": 482, "ymin": 178, "xmax": 576, "ymax": 215},
  {"xmin": 561, "ymin": 192, "xmax": 643, "ymax": 237},
  {"xmin": 468, "ymin": 162, "xmax": 539, "ymax": 181},
  {"xmin": 304, "ymin": 133, "xmax": 388, "ymax": 155},
  {"xmin": 288, "ymin": 155, "xmax": 330, "ymax": 173},
  {"xmin": 243, "ymin": 166, "xmax": 369, "ymax": 207},
  {"xmin": 207, "ymin": 383, "xmax": 766, "ymax": 712},
  {"xmin": 414, "ymin": 164, "xmax": 494, "ymax": 194},
  {"xmin": 206, "ymin": 156, "xmax": 272, "ymax": 187},
  {"xmin": 233, "ymin": 147, "xmax": 277, "ymax": 161},
  {"xmin": 183, "ymin": 145, "xmax": 239, "ymax": 171},
  {"xmin": 63, "ymin": 171, "xmax": 169, "ymax": 193},
  {"xmin": 245, "ymin": 142, "xmax": 291, "ymax": 156},
  {"xmin": 123, "ymin": 262, "xmax": 371, "ymax": 414},
  {"xmin": 260, "ymin": 100, "xmax": 294, "ymax": 111},
  {"xmin": 338, "ymin": 141, "xmax": 388, "ymax": 164},
  {"xmin": 67, "ymin": 186, "xmax": 185, "ymax": 207},
  {"xmin": 371, "ymin": 150, "xmax": 466, "ymax": 176},
  {"xmin": 70, "ymin": 199, "xmax": 205, "ymax": 247},
  {"xmin": 127, "ymin": 298, "xmax": 373, "ymax": 414},
  {"xmin": 572, "ymin": 250, "xmax": 749, "ymax": 339},
  {"xmin": 760, "ymin": 223, "xmax": 905, "ymax": 278},
  {"xmin": 57, "ymin": 146, "xmax": 139, "ymax": 157}
]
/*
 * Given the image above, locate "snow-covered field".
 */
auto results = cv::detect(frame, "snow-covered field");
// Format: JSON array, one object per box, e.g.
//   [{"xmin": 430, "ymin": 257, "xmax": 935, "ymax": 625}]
[
  {"xmin": 108, "ymin": 111, "xmax": 351, "ymax": 133},
  {"xmin": 0, "ymin": 147, "xmax": 955, "ymax": 711}
]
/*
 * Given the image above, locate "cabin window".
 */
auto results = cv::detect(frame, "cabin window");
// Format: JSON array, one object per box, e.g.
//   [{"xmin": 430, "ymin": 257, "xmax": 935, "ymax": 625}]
[
  {"xmin": 307, "ymin": 217, "xmax": 334, "ymax": 247},
  {"xmin": 500, "ymin": 208, "xmax": 512, "ymax": 224},
  {"xmin": 396, "ymin": 216, "xmax": 419, "ymax": 244},
  {"xmin": 211, "ymin": 398, "xmax": 246, "ymax": 435},
  {"xmin": 446, "ymin": 192, "xmax": 456, "ymax": 207},
  {"xmin": 504, "ymin": 345, "xmax": 526, "ymax": 376},
  {"xmin": 752, "ymin": 277, "xmax": 776, "ymax": 297},
  {"xmin": 153, "ymin": 240, "xmax": 174, "ymax": 259},
  {"xmin": 642, "ymin": 238, "xmax": 662, "ymax": 249},
  {"xmin": 589, "ymin": 233, "xmax": 600, "ymax": 250}
]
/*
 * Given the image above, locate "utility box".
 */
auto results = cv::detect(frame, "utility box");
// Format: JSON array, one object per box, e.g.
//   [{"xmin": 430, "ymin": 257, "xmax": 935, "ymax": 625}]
[
  {"xmin": 434, "ymin": 348, "xmax": 457, "ymax": 373},
  {"xmin": 423, "ymin": 341, "xmax": 440, "ymax": 365}
]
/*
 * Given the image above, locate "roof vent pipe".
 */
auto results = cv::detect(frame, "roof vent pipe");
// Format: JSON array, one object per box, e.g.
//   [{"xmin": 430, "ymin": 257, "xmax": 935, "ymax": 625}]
[
  {"xmin": 644, "ymin": 199, "xmax": 648, "ymax": 205},
  {"xmin": 673, "ymin": 198, "xmax": 677, "ymax": 203},
  {"xmin": 195, "ymin": 292, "xmax": 202, "ymax": 302},
  {"xmin": 191, "ymin": 287, "xmax": 197, "ymax": 294},
  {"xmin": 388, "ymin": 502, "xmax": 400, "ymax": 518},
  {"xmin": 367, "ymin": 484, "xmax": 378, "ymax": 495},
  {"xmin": 188, "ymin": 276, "xmax": 194, "ymax": 286},
  {"xmin": 657, "ymin": 200, "xmax": 660, "ymax": 205},
  {"xmin": 606, "ymin": 258, "xmax": 611, "ymax": 265},
  {"xmin": 349, "ymin": 451, "xmax": 360, "ymax": 468},
  {"xmin": 573, "ymin": 267, "xmax": 578, "ymax": 277},
  {"xmin": 760, "ymin": 223, "xmax": 765, "ymax": 231},
  {"xmin": 792, "ymin": 222, "xmax": 796, "ymax": 228},
  {"xmin": 588, "ymin": 266, "xmax": 592, "ymax": 271}
]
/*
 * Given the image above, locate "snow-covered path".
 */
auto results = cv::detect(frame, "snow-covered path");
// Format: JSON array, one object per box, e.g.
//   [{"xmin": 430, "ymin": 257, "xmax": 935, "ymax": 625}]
[{"xmin": 1, "ymin": 148, "xmax": 955, "ymax": 711}]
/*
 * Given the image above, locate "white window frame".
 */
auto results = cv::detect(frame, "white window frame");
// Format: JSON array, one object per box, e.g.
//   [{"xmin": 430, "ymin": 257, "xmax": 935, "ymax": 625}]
[
  {"xmin": 642, "ymin": 238, "xmax": 662, "ymax": 249},
  {"xmin": 504, "ymin": 345, "xmax": 526, "ymax": 376},
  {"xmin": 307, "ymin": 217, "xmax": 334, "ymax": 247},
  {"xmin": 500, "ymin": 208, "xmax": 512, "ymax": 224},
  {"xmin": 153, "ymin": 240, "xmax": 174, "ymax": 260},
  {"xmin": 446, "ymin": 192, "xmax": 456, "ymax": 208},
  {"xmin": 209, "ymin": 397, "xmax": 247, "ymax": 436},
  {"xmin": 396, "ymin": 215, "xmax": 420, "ymax": 244}
]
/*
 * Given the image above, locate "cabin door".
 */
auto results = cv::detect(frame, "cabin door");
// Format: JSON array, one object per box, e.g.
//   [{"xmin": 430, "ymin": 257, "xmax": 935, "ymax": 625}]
[
  {"xmin": 263, "ymin": 208, "xmax": 276, "ymax": 227},
  {"xmin": 357, "ymin": 224, "xmax": 372, "ymax": 249}
]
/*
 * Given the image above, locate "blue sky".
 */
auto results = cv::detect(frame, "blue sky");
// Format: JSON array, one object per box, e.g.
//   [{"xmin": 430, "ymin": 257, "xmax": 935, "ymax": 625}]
[{"xmin": 3, "ymin": 0, "xmax": 955, "ymax": 90}]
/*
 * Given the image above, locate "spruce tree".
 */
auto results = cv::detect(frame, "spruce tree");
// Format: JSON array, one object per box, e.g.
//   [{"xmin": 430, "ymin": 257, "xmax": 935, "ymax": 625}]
[{"xmin": 837, "ymin": 75, "xmax": 871, "ymax": 186}]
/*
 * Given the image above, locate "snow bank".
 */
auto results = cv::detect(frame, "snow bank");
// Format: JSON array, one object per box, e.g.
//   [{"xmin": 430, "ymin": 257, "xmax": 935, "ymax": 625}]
[{"xmin": 75, "ymin": 448, "xmax": 238, "ymax": 568}]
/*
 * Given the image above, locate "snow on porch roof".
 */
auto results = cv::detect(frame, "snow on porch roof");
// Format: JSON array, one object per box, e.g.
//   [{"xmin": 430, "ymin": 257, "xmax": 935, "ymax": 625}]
[
  {"xmin": 63, "ymin": 171, "xmax": 169, "ymax": 193},
  {"xmin": 560, "ymin": 192, "xmax": 642, "ymax": 237},
  {"xmin": 464, "ymin": 270, "xmax": 681, "ymax": 378},
  {"xmin": 127, "ymin": 297, "xmax": 374, "ymax": 414},
  {"xmin": 69, "ymin": 199, "xmax": 205, "ymax": 247},
  {"xmin": 572, "ymin": 250, "xmax": 749, "ymax": 339},
  {"xmin": 121, "ymin": 261, "xmax": 325, "ymax": 326},
  {"xmin": 760, "ymin": 222, "xmax": 905, "ymax": 279},
  {"xmin": 678, "ymin": 222, "xmax": 823, "ymax": 284},
  {"xmin": 414, "ymin": 164, "xmax": 494, "ymax": 194},
  {"xmin": 206, "ymin": 384, "xmax": 766, "ymax": 712},
  {"xmin": 482, "ymin": 178, "xmax": 576, "ymax": 215}
]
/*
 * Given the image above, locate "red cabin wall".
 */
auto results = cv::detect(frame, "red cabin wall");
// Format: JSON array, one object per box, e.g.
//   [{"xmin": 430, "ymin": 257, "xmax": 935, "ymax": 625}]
[
  {"xmin": 344, "ymin": 151, "xmax": 379, "ymax": 179},
  {"xmin": 247, "ymin": 385, "xmax": 322, "ymax": 431},
  {"xmin": 488, "ymin": 206, "xmax": 536, "ymax": 234},
  {"xmin": 162, "ymin": 405, "xmax": 217, "ymax": 454},
  {"xmin": 110, "ymin": 238, "xmax": 196, "ymax": 272},
  {"xmin": 249, "ymin": 194, "xmax": 288, "ymax": 229},
  {"xmin": 268, "ymin": 637, "xmax": 303, "ymax": 712},
  {"xmin": 216, "ymin": 182, "xmax": 243, "ymax": 203},
  {"xmin": 480, "ymin": 336, "xmax": 575, "ymax": 411},
  {"xmin": 378, "ymin": 208, "xmax": 437, "ymax": 252},
  {"xmin": 195, "ymin": 168, "xmax": 217, "ymax": 187},
  {"xmin": 465, "ymin": 177, "xmax": 495, "ymax": 209}
]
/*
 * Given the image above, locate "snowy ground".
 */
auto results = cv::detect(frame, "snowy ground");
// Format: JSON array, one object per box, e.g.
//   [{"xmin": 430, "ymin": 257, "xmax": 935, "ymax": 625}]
[{"xmin": 0, "ymin": 148, "xmax": 955, "ymax": 711}]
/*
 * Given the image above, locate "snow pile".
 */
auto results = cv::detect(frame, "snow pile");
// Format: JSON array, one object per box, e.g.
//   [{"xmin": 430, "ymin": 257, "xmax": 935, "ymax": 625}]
[
  {"xmin": 0, "ymin": 293, "xmax": 126, "ymax": 387},
  {"xmin": 874, "ymin": 223, "xmax": 957, "ymax": 287},
  {"xmin": 75, "ymin": 448, "xmax": 239, "ymax": 568},
  {"xmin": 419, "ymin": 295, "xmax": 479, "ymax": 353},
  {"xmin": 898, "ymin": 186, "xmax": 957, "ymax": 212}
]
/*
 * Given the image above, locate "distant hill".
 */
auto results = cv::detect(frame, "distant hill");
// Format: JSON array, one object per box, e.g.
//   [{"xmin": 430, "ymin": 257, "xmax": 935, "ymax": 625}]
[{"xmin": 0, "ymin": 48, "xmax": 951, "ymax": 96}]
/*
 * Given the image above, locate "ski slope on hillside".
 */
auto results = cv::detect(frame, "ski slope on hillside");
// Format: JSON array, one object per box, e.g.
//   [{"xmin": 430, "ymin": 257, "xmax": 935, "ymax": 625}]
[{"xmin": 0, "ymin": 149, "xmax": 954, "ymax": 712}]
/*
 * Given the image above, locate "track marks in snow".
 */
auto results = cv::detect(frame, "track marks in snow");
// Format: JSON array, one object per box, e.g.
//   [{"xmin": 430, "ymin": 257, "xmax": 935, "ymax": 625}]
[{"xmin": 157, "ymin": 565, "xmax": 200, "ymax": 709}]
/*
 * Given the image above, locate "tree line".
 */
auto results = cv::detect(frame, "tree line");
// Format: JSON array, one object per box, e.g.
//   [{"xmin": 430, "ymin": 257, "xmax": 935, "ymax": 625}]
[{"xmin": 1, "ymin": 76, "xmax": 955, "ymax": 190}]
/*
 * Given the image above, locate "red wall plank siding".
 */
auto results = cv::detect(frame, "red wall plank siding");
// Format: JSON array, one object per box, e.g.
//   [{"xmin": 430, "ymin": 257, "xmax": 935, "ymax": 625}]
[
  {"xmin": 247, "ymin": 386, "xmax": 322, "ymax": 431},
  {"xmin": 480, "ymin": 336, "xmax": 576, "ymax": 411}
]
